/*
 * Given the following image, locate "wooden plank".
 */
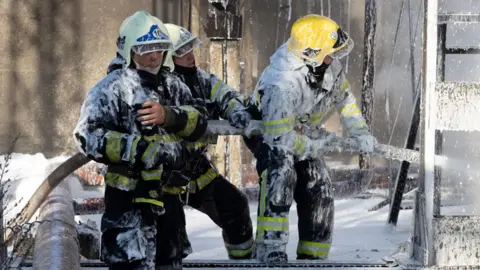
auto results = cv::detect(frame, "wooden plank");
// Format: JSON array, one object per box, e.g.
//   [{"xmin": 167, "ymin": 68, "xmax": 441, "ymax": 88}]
[
  {"xmin": 226, "ymin": 41, "xmax": 243, "ymax": 187},
  {"xmin": 209, "ymin": 41, "xmax": 227, "ymax": 176},
  {"xmin": 181, "ymin": 0, "xmax": 191, "ymax": 29}
]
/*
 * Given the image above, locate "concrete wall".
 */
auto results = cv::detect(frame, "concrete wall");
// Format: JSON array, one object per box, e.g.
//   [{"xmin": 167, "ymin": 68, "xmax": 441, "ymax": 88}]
[
  {"xmin": 0, "ymin": 0, "xmax": 425, "ymax": 167},
  {"xmin": 0, "ymin": 0, "xmax": 369, "ymax": 161},
  {"xmin": 0, "ymin": 0, "xmax": 157, "ymax": 157}
]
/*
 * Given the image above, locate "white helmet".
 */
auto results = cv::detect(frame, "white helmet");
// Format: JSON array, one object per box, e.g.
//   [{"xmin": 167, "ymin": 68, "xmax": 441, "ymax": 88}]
[
  {"xmin": 116, "ymin": 11, "xmax": 174, "ymax": 68},
  {"xmin": 164, "ymin": 23, "xmax": 203, "ymax": 57}
]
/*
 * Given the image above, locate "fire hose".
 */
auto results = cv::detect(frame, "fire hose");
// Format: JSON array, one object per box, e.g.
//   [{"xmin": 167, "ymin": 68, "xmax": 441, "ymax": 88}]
[{"xmin": 4, "ymin": 120, "xmax": 421, "ymax": 245}]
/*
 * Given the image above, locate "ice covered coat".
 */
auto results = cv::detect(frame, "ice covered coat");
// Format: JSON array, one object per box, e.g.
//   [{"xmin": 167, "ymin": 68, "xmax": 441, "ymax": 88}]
[
  {"xmin": 246, "ymin": 42, "xmax": 370, "ymax": 161},
  {"xmin": 73, "ymin": 67, "xmax": 208, "ymax": 192},
  {"xmin": 172, "ymin": 65, "xmax": 245, "ymax": 151}
]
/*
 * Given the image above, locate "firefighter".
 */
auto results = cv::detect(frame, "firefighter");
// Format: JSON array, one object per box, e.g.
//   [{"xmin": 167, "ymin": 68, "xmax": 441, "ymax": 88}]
[
  {"xmin": 161, "ymin": 23, "xmax": 254, "ymax": 260},
  {"xmin": 242, "ymin": 14, "xmax": 378, "ymax": 263},
  {"xmin": 73, "ymin": 11, "xmax": 208, "ymax": 270}
]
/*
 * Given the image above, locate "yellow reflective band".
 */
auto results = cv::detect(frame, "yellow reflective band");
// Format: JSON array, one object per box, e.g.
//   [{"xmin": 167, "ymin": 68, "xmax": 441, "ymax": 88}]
[
  {"xmin": 294, "ymin": 136, "xmax": 307, "ymax": 156},
  {"xmin": 162, "ymin": 186, "xmax": 187, "ymax": 194},
  {"xmin": 349, "ymin": 121, "xmax": 368, "ymax": 130},
  {"xmin": 186, "ymin": 135, "xmax": 217, "ymax": 150},
  {"xmin": 257, "ymin": 216, "xmax": 289, "ymax": 231},
  {"xmin": 297, "ymin": 241, "xmax": 331, "ymax": 258},
  {"xmin": 130, "ymin": 136, "xmax": 142, "ymax": 163},
  {"xmin": 105, "ymin": 172, "xmax": 138, "ymax": 191},
  {"xmin": 257, "ymin": 170, "xmax": 268, "ymax": 241},
  {"xmin": 340, "ymin": 104, "xmax": 363, "ymax": 118},
  {"xmin": 264, "ymin": 117, "xmax": 297, "ymax": 126},
  {"xmin": 187, "ymin": 141, "xmax": 207, "ymax": 150},
  {"xmin": 196, "ymin": 168, "xmax": 218, "ymax": 190},
  {"xmin": 263, "ymin": 117, "xmax": 296, "ymax": 134},
  {"xmin": 141, "ymin": 143, "xmax": 156, "ymax": 163},
  {"xmin": 144, "ymin": 134, "xmax": 180, "ymax": 143},
  {"xmin": 140, "ymin": 170, "xmax": 163, "ymax": 181},
  {"xmin": 133, "ymin": 198, "xmax": 164, "ymax": 207},
  {"xmin": 209, "ymin": 81, "xmax": 223, "ymax": 100},
  {"xmin": 341, "ymin": 80, "xmax": 349, "ymax": 90},
  {"xmin": 177, "ymin": 106, "xmax": 199, "ymax": 137},
  {"xmin": 307, "ymin": 112, "xmax": 324, "ymax": 125},
  {"xmin": 340, "ymin": 103, "xmax": 357, "ymax": 115},
  {"xmin": 188, "ymin": 180, "xmax": 197, "ymax": 194},
  {"xmin": 226, "ymin": 99, "xmax": 242, "ymax": 116},
  {"xmin": 105, "ymin": 131, "xmax": 123, "ymax": 162},
  {"xmin": 344, "ymin": 108, "xmax": 361, "ymax": 118},
  {"xmin": 226, "ymin": 238, "xmax": 254, "ymax": 258}
]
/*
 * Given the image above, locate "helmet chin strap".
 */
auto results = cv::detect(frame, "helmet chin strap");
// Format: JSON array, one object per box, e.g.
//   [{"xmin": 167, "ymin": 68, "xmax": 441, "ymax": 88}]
[
  {"xmin": 133, "ymin": 59, "xmax": 161, "ymax": 75},
  {"xmin": 306, "ymin": 62, "xmax": 330, "ymax": 90}
]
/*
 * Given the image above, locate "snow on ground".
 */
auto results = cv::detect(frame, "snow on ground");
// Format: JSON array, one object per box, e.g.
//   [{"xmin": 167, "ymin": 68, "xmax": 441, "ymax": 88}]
[
  {"xmin": 184, "ymin": 199, "xmax": 412, "ymax": 262},
  {"xmin": 2, "ymin": 153, "xmax": 413, "ymax": 263},
  {"xmin": 0, "ymin": 153, "xmax": 70, "ymax": 224}
]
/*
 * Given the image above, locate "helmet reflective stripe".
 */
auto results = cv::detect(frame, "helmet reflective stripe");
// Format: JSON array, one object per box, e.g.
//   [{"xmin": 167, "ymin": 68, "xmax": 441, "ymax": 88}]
[
  {"xmin": 287, "ymin": 14, "xmax": 353, "ymax": 66},
  {"xmin": 116, "ymin": 11, "xmax": 174, "ymax": 68},
  {"xmin": 165, "ymin": 23, "xmax": 203, "ymax": 57}
]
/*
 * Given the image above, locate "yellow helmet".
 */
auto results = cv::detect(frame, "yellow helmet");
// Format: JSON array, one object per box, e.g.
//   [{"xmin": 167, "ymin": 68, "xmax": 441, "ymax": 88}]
[{"xmin": 287, "ymin": 14, "xmax": 353, "ymax": 66}]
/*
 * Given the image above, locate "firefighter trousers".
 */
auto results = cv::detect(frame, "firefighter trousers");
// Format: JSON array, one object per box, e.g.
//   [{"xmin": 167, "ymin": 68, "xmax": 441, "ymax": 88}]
[
  {"xmin": 101, "ymin": 187, "xmax": 189, "ymax": 270},
  {"xmin": 254, "ymin": 143, "xmax": 334, "ymax": 262},
  {"xmin": 183, "ymin": 155, "xmax": 254, "ymax": 259}
]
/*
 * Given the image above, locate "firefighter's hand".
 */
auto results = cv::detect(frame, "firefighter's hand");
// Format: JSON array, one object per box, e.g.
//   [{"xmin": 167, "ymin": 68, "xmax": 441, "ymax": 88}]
[
  {"xmin": 229, "ymin": 106, "xmax": 252, "ymax": 129},
  {"xmin": 138, "ymin": 100, "xmax": 166, "ymax": 125},
  {"xmin": 351, "ymin": 133, "xmax": 377, "ymax": 154}
]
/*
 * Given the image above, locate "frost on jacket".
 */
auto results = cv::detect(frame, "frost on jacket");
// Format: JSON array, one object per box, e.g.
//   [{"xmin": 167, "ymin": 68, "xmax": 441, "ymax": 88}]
[
  {"xmin": 248, "ymin": 43, "xmax": 369, "ymax": 161},
  {"xmin": 174, "ymin": 68, "xmax": 245, "ymax": 120},
  {"xmin": 73, "ymin": 67, "xmax": 208, "ymax": 168}
]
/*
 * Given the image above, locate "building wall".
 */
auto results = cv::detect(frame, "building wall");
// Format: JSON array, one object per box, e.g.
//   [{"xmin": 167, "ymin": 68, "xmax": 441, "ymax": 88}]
[
  {"xmin": 0, "ymin": 0, "xmax": 431, "ymax": 176},
  {"xmin": 0, "ymin": 0, "xmax": 158, "ymax": 157}
]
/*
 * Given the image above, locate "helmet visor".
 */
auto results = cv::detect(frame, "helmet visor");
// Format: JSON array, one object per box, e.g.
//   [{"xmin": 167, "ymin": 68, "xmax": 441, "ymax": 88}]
[
  {"xmin": 331, "ymin": 28, "xmax": 353, "ymax": 59},
  {"xmin": 331, "ymin": 37, "xmax": 354, "ymax": 59},
  {"xmin": 174, "ymin": 38, "xmax": 202, "ymax": 57},
  {"xmin": 132, "ymin": 42, "xmax": 173, "ymax": 55}
]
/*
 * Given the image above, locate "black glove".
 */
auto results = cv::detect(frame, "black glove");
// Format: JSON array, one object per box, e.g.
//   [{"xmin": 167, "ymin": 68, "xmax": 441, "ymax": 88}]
[{"xmin": 229, "ymin": 106, "xmax": 253, "ymax": 129}]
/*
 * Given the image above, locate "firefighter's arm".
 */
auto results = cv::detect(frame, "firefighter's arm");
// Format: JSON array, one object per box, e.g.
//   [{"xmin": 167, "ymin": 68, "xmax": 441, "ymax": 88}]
[
  {"xmin": 260, "ymin": 86, "xmax": 334, "ymax": 161},
  {"xmin": 73, "ymin": 85, "xmax": 183, "ymax": 169},
  {"xmin": 206, "ymin": 72, "xmax": 245, "ymax": 119},
  {"xmin": 161, "ymin": 79, "xmax": 209, "ymax": 142},
  {"xmin": 333, "ymin": 71, "xmax": 377, "ymax": 153}
]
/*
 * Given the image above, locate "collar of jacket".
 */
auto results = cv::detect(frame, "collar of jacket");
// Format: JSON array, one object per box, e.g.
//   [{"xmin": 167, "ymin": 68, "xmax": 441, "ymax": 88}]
[
  {"xmin": 136, "ymin": 69, "xmax": 162, "ymax": 89},
  {"xmin": 174, "ymin": 64, "xmax": 198, "ymax": 76}
]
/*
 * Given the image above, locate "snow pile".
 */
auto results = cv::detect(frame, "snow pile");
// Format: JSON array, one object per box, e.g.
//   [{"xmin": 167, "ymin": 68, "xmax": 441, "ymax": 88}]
[{"xmin": 0, "ymin": 153, "xmax": 70, "ymax": 225}]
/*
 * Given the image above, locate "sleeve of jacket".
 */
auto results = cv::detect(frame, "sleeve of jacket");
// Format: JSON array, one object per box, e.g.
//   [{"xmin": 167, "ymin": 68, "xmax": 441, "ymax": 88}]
[
  {"xmin": 260, "ymin": 84, "xmax": 329, "ymax": 161},
  {"xmin": 73, "ymin": 77, "xmax": 178, "ymax": 169},
  {"xmin": 203, "ymin": 71, "xmax": 245, "ymax": 119},
  {"xmin": 332, "ymin": 70, "xmax": 370, "ymax": 136},
  {"xmin": 73, "ymin": 81, "xmax": 140, "ymax": 166},
  {"xmin": 161, "ymin": 76, "xmax": 208, "ymax": 142}
]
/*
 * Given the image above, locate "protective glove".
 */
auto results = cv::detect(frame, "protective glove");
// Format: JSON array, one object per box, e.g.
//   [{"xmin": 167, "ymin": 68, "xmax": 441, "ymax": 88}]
[
  {"xmin": 309, "ymin": 131, "xmax": 341, "ymax": 157},
  {"xmin": 228, "ymin": 106, "xmax": 253, "ymax": 129},
  {"xmin": 350, "ymin": 133, "xmax": 378, "ymax": 154}
]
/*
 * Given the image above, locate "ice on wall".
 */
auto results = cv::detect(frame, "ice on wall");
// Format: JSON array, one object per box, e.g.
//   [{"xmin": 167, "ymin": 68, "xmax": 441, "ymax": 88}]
[{"xmin": 435, "ymin": 82, "xmax": 480, "ymax": 132}]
